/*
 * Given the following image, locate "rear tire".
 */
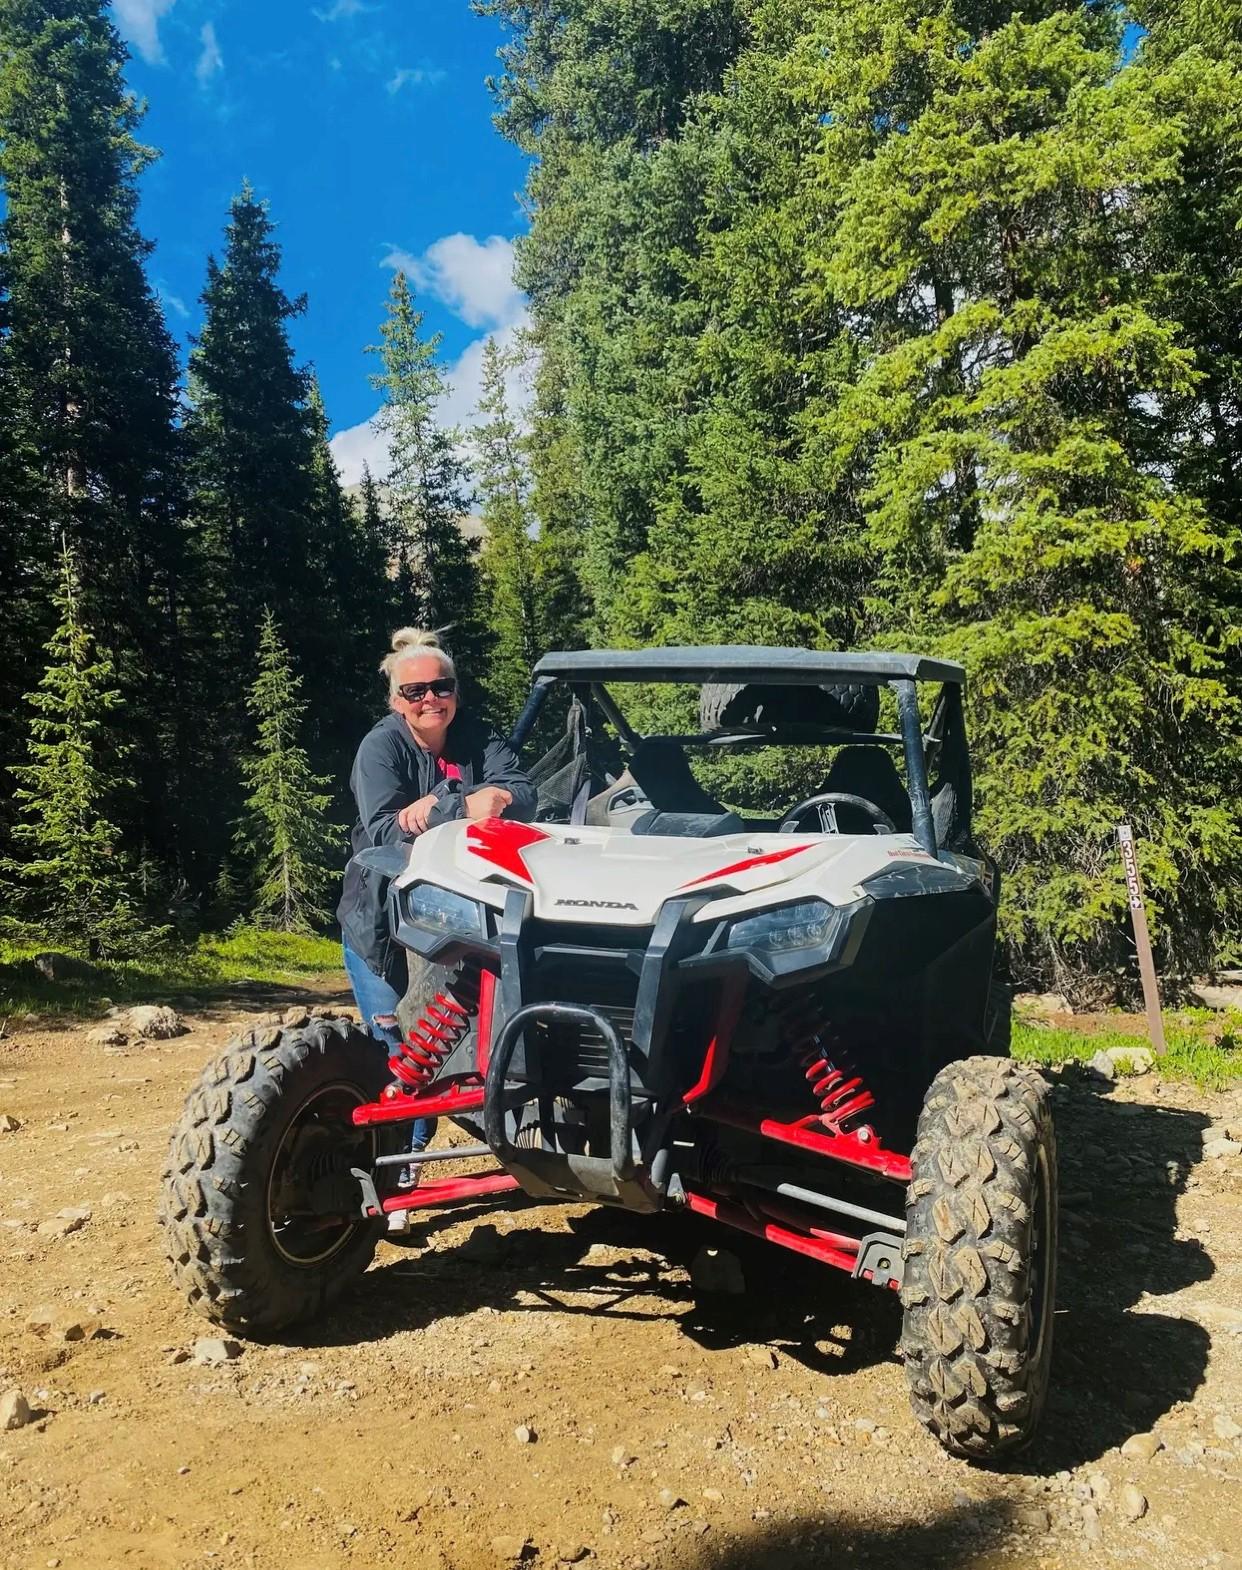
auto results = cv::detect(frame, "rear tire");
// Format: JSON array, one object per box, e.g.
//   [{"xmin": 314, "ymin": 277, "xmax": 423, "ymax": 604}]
[
  {"xmin": 159, "ymin": 1016, "xmax": 387, "ymax": 1333},
  {"xmin": 901, "ymin": 1056, "xmax": 1057, "ymax": 1461}
]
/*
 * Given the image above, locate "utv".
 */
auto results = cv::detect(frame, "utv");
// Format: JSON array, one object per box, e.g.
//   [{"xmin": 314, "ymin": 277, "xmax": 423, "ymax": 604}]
[{"xmin": 160, "ymin": 647, "xmax": 1056, "ymax": 1461}]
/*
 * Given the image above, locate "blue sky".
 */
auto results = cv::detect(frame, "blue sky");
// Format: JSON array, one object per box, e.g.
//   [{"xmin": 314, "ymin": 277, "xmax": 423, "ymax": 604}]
[{"xmin": 110, "ymin": 0, "xmax": 530, "ymax": 481}]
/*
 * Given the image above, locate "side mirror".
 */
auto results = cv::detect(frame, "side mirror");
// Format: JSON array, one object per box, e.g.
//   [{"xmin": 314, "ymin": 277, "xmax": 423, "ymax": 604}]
[{"xmin": 352, "ymin": 845, "xmax": 411, "ymax": 880}]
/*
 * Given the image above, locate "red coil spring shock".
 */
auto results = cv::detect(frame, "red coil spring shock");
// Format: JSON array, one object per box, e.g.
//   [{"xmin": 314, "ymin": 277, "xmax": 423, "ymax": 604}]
[
  {"xmin": 783, "ymin": 998, "xmax": 876, "ymax": 1135},
  {"xmin": 798, "ymin": 1035, "xmax": 876, "ymax": 1134},
  {"xmin": 388, "ymin": 966, "xmax": 481, "ymax": 1091}
]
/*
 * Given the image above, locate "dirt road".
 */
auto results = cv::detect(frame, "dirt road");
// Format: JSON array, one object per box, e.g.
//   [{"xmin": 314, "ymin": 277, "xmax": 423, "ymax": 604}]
[{"xmin": 2, "ymin": 977, "xmax": 1240, "ymax": 1570}]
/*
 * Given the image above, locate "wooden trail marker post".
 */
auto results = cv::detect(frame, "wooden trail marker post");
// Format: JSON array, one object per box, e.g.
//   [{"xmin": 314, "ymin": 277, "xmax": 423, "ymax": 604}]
[{"xmin": 1117, "ymin": 823, "xmax": 1167, "ymax": 1056}]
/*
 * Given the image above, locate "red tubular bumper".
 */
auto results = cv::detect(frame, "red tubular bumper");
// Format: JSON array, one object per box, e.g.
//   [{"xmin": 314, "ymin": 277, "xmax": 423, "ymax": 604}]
[{"xmin": 696, "ymin": 1099, "xmax": 912, "ymax": 1183}]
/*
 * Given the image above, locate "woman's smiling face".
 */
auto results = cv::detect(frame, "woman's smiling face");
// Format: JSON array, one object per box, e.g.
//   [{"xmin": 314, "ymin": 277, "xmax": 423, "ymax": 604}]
[{"xmin": 391, "ymin": 652, "xmax": 458, "ymax": 752}]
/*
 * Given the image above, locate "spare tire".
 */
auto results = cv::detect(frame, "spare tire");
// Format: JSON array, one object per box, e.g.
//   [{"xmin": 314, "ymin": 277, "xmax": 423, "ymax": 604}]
[{"xmin": 699, "ymin": 681, "xmax": 880, "ymax": 733}]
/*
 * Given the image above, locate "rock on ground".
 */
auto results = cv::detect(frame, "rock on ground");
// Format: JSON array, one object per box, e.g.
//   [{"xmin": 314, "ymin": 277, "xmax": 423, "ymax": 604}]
[
  {"xmin": 1192, "ymin": 983, "xmax": 1242, "ymax": 1012},
  {"xmin": 489, "ymin": 1535, "xmax": 530, "ymax": 1561},
  {"xmin": 1120, "ymin": 1432, "xmax": 1162, "ymax": 1462},
  {"xmin": 33, "ymin": 951, "xmax": 99, "ymax": 982},
  {"xmin": 1105, "ymin": 1045, "xmax": 1155, "ymax": 1075},
  {"xmin": 193, "ymin": 1337, "xmax": 242, "ymax": 1366},
  {"xmin": 127, "ymin": 1005, "xmax": 185, "ymax": 1040},
  {"xmin": 87, "ymin": 1026, "xmax": 129, "ymax": 1048},
  {"xmin": 1, "ymin": 1389, "xmax": 32, "ymax": 1431},
  {"xmin": 26, "ymin": 1305, "xmax": 88, "ymax": 1342},
  {"xmin": 1015, "ymin": 992, "xmax": 1072, "ymax": 1015},
  {"xmin": 36, "ymin": 1214, "xmax": 86, "ymax": 1239}
]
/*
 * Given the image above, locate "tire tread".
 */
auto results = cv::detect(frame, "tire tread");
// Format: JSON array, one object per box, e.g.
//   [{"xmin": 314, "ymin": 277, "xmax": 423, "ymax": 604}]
[
  {"xmin": 901, "ymin": 1055, "xmax": 1057, "ymax": 1460},
  {"xmin": 157, "ymin": 1018, "xmax": 383, "ymax": 1333}
]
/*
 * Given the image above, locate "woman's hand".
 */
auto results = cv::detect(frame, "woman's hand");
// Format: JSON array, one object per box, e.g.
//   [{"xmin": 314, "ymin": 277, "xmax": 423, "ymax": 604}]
[
  {"xmin": 398, "ymin": 793, "xmax": 440, "ymax": 835},
  {"xmin": 465, "ymin": 785, "xmax": 513, "ymax": 821}
]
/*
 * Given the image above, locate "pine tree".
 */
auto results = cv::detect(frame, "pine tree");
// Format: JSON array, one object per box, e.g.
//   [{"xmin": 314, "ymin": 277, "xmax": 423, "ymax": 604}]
[
  {"xmin": 4, "ymin": 542, "xmax": 144, "ymax": 954},
  {"xmin": 0, "ymin": 0, "xmax": 188, "ymax": 874},
  {"xmin": 486, "ymin": 0, "xmax": 1242, "ymax": 986},
  {"xmin": 369, "ymin": 271, "xmax": 484, "ymax": 675},
  {"xmin": 306, "ymin": 375, "xmax": 392, "ymax": 739},
  {"xmin": 477, "ymin": 0, "xmax": 747, "ymax": 635},
  {"xmin": 185, "ymin": 186, "xmax": 383, "ymax": 847},
  {"xmin": 187, "ymin": 185, "xmax": 320, "ymax": 673},
  {"xmin": 471, "ymin": 337, "xmax": 543, "ymax": 723},
  {"xmin": 0, "ymin": 308, "xmax": 44, "ymax": 827},
  {"xmin": 355, "ymin": 462, "xmax": 395, "ymax": 612},
  {"xmin": 235, "ymin": 610, "xmax": 342, "ymax": 933},
  {"xmin": 786, "ymin": 0, "xmax": 1242, "ymax": 988},
  {"xmin": 1129, "ymin": 3, "xmax": 1242, "ymax": 603}
]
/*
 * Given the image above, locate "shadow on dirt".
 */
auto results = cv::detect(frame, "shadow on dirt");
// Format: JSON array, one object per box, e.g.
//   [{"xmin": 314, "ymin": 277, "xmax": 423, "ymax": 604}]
[
  {"xmin": 300, "ymin": 1074, "xmax": 1215, "ymax": 1469},
  {"xmin": 676, "ymin": 1500, "xmax": 1016, "ymax": 1569},
  {"xmin": 1022, "ymin": 1073, "xmax": 1212, "ymax": 1472}
]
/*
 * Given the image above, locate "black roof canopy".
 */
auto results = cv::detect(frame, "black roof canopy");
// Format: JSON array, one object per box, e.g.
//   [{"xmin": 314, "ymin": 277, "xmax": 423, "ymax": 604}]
[{"xmin": 532, "ymin": 645, "xmax": 965, "ymax": 686}]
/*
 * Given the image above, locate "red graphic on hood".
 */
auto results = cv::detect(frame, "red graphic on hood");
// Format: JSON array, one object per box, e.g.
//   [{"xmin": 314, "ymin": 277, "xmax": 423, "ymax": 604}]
[
  {"xmin": 680, "ymin": 843, "xmax": 813, "ymax": 889},
  {"xmin": 465, "ymin": 818, "xmax": 550, "ymax": 883}
]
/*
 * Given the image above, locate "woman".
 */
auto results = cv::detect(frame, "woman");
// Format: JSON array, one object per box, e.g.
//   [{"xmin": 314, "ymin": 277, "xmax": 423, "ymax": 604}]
[{"xmin": 338, "ymin": 628, "xmax": 536, "ymax": 1194}]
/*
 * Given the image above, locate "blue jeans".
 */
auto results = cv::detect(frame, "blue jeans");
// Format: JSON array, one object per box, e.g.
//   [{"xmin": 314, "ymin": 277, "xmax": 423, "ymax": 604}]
[{"xmin": 342, "ymin": 944, "xmax": 435, "ymax": 1151}]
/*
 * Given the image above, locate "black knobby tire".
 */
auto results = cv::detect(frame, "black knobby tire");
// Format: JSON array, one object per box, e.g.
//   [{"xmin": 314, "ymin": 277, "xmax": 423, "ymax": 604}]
[
  {"xmin": 699, "ymin": 680, "xmax": 880, "ymax": 733},
  {"xmin": 158, "ymin": 1016, "xmax": 387, "ymax": 1333},
  {"xmin": 900, "ymin": 1056, "xmax": 1057, "ymax": 1461}
]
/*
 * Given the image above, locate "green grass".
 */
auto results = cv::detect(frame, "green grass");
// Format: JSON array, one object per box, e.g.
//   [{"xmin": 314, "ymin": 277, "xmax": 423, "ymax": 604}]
[
  {"xmin": 6, "ymin": 923, "xmax": 1240, "ymax": 1094},
  {"xmin": 0, "ymin": 927, "xmax": 344, "ymax": 1021},
  {"xmin": 1013, "ymin": 1012, "xmax": 1242, "ymax": 1091}
]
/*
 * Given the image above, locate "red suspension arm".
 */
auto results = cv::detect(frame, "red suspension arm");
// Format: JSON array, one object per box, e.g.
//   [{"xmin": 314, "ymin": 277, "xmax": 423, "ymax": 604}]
[{"xmin": 696, "ymin": 1098, "xmax": 911, "ymax": 1183}]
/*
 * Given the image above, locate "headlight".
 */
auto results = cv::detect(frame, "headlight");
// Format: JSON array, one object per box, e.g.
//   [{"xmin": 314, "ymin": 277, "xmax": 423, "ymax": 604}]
[
  {"xmin": 726, "ymin": 899, "xmax": 838, "ymax": 954},
  {"xmin": 403, "ymin": 883, "xmax": 483, "ymax": 939}
]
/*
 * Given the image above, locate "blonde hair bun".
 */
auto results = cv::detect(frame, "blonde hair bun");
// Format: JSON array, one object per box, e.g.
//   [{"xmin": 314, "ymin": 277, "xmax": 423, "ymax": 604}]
[
  {"xmin": 391, "ymin": 627, "xmax": 443, "ymax": 654},
  {"xmin": 381, "ymin": 626, "xmax": 457, "ymax": 693}
]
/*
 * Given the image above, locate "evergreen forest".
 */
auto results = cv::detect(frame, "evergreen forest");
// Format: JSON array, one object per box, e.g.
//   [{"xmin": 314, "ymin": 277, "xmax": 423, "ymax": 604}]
[{"xmin": 1, "ymin": 0, "xmax": 1239, "ymax": 1002}]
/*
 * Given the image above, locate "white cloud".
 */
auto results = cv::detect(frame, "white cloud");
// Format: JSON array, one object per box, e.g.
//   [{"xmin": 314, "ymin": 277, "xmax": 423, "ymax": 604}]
[
  {"xmin": 314, "ymin": 0, "xmax": 375, "ymax": 19},
  {"xmin": 156, "ymin": 282, "xmax": 190, "ymax": 320},
  {"xmin": 386, "ymin": 65, "xmax": 446, "ymax": 94},
  {"xmin": 112, "ymin": 0, "xmax": 178, "ymax": 65},
  {"xmin": 329, "ymin": 316, "xmax": 532, "ymax": 487},
  {"xmin": 196, "ymin": 22, "xmax": 223, "ymax": 85},
  {"xmin": 383, "ymin": 234, "xmax": 525, "ymax": 332}
]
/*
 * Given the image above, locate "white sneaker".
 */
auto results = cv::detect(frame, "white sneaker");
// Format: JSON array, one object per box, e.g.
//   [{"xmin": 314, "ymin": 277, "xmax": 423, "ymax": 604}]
[{"xmin": 386, "ymin": 1210, "xmax": 412, "ymax": 1235}]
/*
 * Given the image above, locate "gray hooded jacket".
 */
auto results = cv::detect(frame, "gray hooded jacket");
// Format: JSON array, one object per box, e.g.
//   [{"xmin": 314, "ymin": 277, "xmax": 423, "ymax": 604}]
[{"xmin": 337, "ymin": 710, "xmax": 536, "ymax": 979}]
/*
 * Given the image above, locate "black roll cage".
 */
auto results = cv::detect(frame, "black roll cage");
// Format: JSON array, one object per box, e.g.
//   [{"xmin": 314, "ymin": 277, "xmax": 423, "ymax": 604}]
[{"xmin": 508, "ymin": 647, "xmax": 971, "ymax": 861}]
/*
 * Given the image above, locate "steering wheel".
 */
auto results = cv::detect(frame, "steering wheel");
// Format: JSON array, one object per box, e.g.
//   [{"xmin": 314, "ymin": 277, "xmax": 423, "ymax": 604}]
[{"xmin": 777, "ymin": 792, "xmax": 898, "ymax": 836}]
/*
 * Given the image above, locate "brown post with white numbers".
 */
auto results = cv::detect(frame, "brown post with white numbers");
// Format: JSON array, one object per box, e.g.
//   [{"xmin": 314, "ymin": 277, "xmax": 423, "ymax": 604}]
[{"xmin": 1117, "ymin": 823, "xmax": 1167, "ymax": 1056}]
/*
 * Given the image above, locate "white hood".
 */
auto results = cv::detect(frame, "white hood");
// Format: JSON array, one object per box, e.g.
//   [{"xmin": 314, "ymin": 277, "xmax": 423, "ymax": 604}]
[{"xmin": 394, "ymin": 817, "xmax": 945, "ymax": 926}]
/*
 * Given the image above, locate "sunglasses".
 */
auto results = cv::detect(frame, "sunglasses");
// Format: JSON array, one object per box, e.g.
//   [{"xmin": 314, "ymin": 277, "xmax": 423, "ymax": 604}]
[{"xmin": 397, "ymin": 678, "xmax": 457, "ymax": 704}]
